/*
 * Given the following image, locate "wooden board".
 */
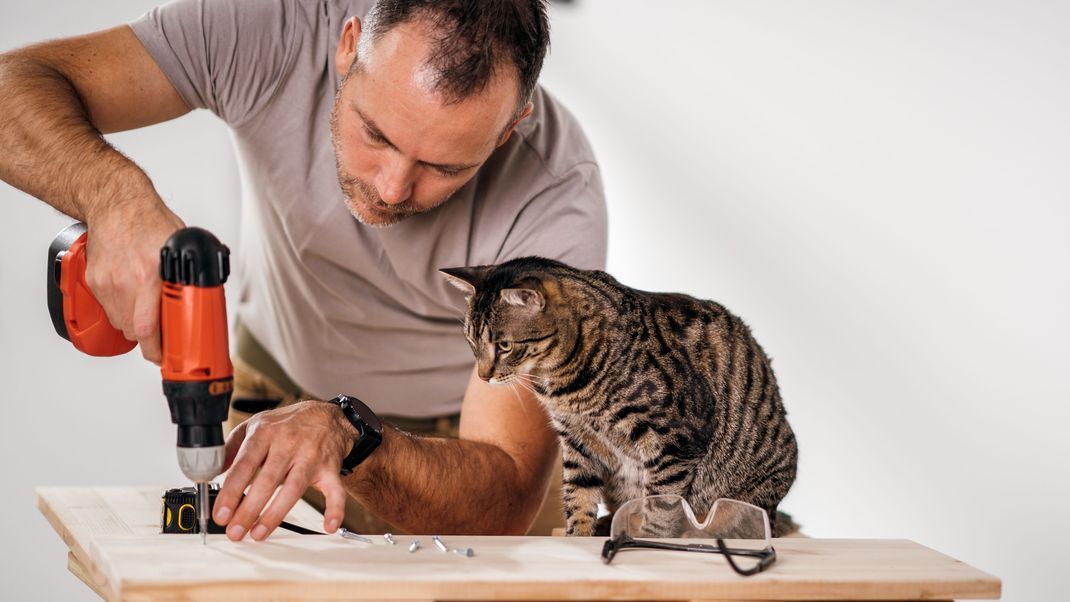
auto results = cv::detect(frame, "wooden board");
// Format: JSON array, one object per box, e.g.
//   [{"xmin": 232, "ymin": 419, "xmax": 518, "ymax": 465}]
[{"xmin": 37, "ymin": 487, "xmax": 1000, "ymax": 601}]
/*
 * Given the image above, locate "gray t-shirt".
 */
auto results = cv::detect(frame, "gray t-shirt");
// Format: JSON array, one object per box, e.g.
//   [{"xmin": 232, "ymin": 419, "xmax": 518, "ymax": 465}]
[{"xmin": 130, "ymin": 0, "xmax": 607, "ymax": 417}]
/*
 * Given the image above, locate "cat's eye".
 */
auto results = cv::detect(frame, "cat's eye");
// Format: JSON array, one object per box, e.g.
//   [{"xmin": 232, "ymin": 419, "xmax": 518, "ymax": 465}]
[{"xmin": 496, "ymin": 341, "xmax": 513, "ymax": 353}]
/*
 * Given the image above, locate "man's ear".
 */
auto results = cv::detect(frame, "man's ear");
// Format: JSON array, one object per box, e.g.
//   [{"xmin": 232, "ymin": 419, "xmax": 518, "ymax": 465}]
[
  {"xmin": 335, "ymin": 17, "xmax": 362, "ymax": 77},
  {"xmin": 440, "ymin": 266, "xmax": 491, "ymax": 298},
  {"xmin": 500, "ymin": 288, "xmax": 544, "ymax": 312},
  {"xmin": 497, "ymin": 101, "xmax": 534, "ymax": 147}
]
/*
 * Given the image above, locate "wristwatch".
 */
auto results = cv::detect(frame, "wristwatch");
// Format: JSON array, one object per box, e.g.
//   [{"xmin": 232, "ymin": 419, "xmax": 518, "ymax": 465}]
[{"xmin": 326, "ymin": 394, "xmax": 383, "ymax": 476}]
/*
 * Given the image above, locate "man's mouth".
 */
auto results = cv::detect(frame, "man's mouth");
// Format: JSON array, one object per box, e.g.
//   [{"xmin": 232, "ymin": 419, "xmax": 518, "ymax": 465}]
[{"xmin": 338, "ymin": 172, "xmax": 416, "ymax": 225}]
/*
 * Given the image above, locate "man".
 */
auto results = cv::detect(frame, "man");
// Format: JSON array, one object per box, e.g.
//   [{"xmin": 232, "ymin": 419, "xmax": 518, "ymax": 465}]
[{"xmin": 0, "ymin": 0, "xmax": 606, "ymax": 541}]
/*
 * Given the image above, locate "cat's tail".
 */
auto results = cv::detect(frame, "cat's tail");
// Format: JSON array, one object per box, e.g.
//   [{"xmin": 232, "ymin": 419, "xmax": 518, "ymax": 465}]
[{"xmin": 774, "ymin": 509, "xmax": 802, "ymax": 537}]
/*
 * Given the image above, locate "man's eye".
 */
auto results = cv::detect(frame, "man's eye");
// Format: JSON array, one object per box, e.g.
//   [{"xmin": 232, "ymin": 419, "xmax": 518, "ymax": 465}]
[
  {"xmin": 496, "ymin": 341, "xmax": 513, "ymax": 353},
  {"xmin": 363, "ymin": 126, "xmax": 387, "ymax": 145},
  {"xmin": 434, "ymin": 165, "xmax": 463, "ymax": 177}
]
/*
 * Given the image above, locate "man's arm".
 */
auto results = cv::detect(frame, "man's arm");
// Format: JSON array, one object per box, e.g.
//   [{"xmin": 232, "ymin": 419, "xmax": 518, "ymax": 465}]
[
  {"xmin": 0, "ymin": 25, "xmax": 190, "ymax": 361},
  {"xmin": 351, "ymin": 367, "xmax": 559, "ymax": 534},
  {"xmin": 214, "ymin": 366, "xmax": 559, "ymax": 539}
]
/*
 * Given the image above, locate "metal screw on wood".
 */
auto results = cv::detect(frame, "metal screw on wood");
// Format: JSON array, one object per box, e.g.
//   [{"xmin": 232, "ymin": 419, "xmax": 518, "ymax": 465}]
[
  {"xmin": 338, "ymin": 528, "xmax": 373, "ymax": 544},
  {"xmin": 432, "ymin": 535, "xmax": 474, "ymax": 557},
  {"xmin": 408, "ymin": 539, "xmax": 421, "ymax": 553},
  {"xmin": 383, "ymin": 533, "xmax": 396, "ymax": 545}
]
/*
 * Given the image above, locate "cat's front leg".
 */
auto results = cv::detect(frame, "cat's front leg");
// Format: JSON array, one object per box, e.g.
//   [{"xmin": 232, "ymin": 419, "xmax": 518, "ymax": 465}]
[
  {"xmin": 559, "ymin": 434, "xmax": 607, "ymax": 537},
  {"xmin": 636, "ymin": 459, "xmax": 700, "ymax": 537}
]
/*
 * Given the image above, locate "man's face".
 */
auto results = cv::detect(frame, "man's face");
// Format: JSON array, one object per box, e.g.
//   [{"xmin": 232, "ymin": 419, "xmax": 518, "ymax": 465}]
[{"xmin": 330, "ymin": 19, "xmax": 524, "ymax": 227}]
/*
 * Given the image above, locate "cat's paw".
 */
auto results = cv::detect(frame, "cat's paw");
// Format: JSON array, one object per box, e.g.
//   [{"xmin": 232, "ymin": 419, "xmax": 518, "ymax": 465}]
[
  {"xmin": 565, "ymin": 516, "xmax": 596, "ymax": 537},
  {"xmin": 565, "ymin": 524, "xmax": 595, "ymax": 537}
]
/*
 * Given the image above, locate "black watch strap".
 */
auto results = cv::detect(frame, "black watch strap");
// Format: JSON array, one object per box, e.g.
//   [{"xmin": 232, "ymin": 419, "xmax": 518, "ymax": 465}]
[{"xmin": 327, "ymin": 394, "xmax": 383, "ymax": 476}]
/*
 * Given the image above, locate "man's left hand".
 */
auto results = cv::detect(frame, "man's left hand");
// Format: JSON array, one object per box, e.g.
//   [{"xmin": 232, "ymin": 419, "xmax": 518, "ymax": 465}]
[{"xmin": 212, "ymin": 400, "xmax": 353, "ymax": 541}]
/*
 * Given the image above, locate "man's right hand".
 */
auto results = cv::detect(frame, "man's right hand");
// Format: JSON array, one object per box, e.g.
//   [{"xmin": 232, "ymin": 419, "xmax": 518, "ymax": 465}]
[{"xmin": 85, "ymin": 201, "xmax": 185, "ymax": 364}]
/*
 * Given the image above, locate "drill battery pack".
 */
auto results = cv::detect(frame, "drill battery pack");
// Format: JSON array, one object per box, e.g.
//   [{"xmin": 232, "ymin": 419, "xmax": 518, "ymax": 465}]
[{"xmin": 161, "ymin": 485, "xmax": 225, "ymax": 534}]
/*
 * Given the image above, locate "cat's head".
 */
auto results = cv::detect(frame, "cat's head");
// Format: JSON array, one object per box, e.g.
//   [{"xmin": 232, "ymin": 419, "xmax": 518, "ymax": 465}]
[{"xmin": 440, "ymin": 256, "xmax": 581, "ymax": 386}]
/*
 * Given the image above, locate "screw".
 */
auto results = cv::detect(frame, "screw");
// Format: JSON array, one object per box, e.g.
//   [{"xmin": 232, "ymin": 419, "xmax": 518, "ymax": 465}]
[
  {"xmin": 432, "ymin": 535, "xmax": 449, "ymax": 552},
  {"xmin": 383, "ymin": 533, "xmax": 396, "ymax": 545},
  {"xmin": 339, "ymin": 528, "xmax": 373, "ymax": 544},
  {"xmin": 408, "ymin": 539, "xmax": 421, "ymax": 553},
  {"xmin": 453, "ymin": 547, "xmax": 474, "ymax": 557}
]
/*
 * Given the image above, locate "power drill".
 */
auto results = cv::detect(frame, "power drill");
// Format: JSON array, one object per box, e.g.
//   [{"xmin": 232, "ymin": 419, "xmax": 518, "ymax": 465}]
[{"xmin": 47, "ymin": 222, "xmax": 233, "ymax": 543}]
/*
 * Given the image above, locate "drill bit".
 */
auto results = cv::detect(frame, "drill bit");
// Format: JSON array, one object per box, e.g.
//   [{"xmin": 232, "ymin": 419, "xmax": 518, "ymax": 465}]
[{"xmin": 196, "ymin": 481, "xmax": 210, "ymax": 545}]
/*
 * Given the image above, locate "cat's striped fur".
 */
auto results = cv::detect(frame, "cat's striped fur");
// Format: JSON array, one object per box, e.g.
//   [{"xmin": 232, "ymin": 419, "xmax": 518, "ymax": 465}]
[{"xmin": 442, "ymin": 257, "xmax": 798, "ymax": 537}]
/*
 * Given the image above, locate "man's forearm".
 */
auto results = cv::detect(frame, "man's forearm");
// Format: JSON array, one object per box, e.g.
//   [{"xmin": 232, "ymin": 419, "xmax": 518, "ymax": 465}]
[
  {"xmin": 0, "ymin": 52, "xmax": 158, "ymax": 220},
  {"xmin": 346, "ymin": 426, "xmax": 543, "ymax": 535}
]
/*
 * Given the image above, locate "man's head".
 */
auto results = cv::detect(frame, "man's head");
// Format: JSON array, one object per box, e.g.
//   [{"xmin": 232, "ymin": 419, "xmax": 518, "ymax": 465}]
[{"xmin": 330, "ymin": 0, "xmax": 550, "ymax": 227}]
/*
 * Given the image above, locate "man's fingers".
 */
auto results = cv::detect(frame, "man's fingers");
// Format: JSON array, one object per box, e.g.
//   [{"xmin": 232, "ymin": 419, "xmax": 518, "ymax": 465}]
[
  {"xmin": 250, "ymin": 467, "xmax": 312, "ymax": 541},
  {"xmin": 318, "ymin": 473, "xmax": 348, "ymax": 534},
  {"xmin": 226, "ymin": 448, "xmax": 291, "ymax": 540},
  {"xmin": 221, "ymin": 420, "xmax": 249, "ymax": 473},
  {"xmin": 87, "ymin": 272, "xmax": 132, "ymax": 342},
  {"xmin": 132, "ymin": 284, "xmax": 163, "ymax": 364},
  {"xmin": 214, "ymin": 426, "xmax": 264, "ymax": 526}
]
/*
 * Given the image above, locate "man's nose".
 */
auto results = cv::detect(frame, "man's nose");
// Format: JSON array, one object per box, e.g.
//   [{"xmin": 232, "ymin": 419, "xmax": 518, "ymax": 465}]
[{"xmin": 375, "ymin": 154, "xmax": 415, "ymax": 205}]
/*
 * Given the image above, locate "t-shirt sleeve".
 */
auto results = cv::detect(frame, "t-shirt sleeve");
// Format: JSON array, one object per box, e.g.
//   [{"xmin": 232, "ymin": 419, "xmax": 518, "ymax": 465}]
[
  {"xmin": 496, "ymin": 162, "xmax": 608, "ymax": 271},
  {"xmin": 129, "ymin": 0, "xmax": 299, "ymax": 127}
]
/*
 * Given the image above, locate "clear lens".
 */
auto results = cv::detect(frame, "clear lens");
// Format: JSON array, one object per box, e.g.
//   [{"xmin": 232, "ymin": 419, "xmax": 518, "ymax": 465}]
[
  {"xmin": 609, "ymin": 495, "xmax": 771, "ymax": 571},
  {"xmin": 611, "ymin": 494, "xmax": 696, "ymax": 539}
]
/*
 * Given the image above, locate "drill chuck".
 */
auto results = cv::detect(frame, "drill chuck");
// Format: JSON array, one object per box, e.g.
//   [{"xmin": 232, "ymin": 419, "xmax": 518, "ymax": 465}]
[{"xmin": 177, "ymin": 446, "xmax": 225, "ymax": 483}]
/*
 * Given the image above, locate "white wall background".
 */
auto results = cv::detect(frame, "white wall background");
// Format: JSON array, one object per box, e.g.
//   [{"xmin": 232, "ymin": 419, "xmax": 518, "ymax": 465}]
[{"xmin": 1, "ymin": 1, "xmax": 1066, "ymax": 600}]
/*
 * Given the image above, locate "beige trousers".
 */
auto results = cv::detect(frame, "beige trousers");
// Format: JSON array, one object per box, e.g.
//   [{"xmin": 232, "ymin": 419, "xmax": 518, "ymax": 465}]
[{"xmin": 225, "ymin": 322, "xmax": 564, "ymax": 535}]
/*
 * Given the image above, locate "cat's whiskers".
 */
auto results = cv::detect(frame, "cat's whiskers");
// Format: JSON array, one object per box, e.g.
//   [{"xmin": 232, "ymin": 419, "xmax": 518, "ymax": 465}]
[
  {"xmin": 507, "ymin": 382, "xmax": 537, "ymax": 419},
  {"xmin": 516, "ymin": 373, "xmax": 547, "ymax": 391},
  {"xmin": 515, "ymin": 380, "xmax": 538, "ymax": 398},
  {"xmin": 506, "ymin": 381, "xmax": 524, "ymax": 404}
]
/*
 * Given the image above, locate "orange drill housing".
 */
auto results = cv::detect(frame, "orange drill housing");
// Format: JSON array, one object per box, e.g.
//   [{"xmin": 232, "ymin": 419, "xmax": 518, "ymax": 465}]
[{"xmin": 160, "ymin": 282, "xmax": 233, "ymax": 383}]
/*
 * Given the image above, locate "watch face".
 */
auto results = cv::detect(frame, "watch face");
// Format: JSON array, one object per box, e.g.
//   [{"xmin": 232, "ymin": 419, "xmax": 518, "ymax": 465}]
[
  {"xmin": 341, "ymin": 395, "xmax": 382, "ymax": 433},
  {"xmin": 360, "ymin": 406, "xmax": 383, "ymax": 433}
]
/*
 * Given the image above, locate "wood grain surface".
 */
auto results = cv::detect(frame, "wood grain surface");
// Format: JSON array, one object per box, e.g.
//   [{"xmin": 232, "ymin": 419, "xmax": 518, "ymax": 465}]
[{"xmin": 37, "ymin": 486, "xmax": 1000, "ymax": 601}]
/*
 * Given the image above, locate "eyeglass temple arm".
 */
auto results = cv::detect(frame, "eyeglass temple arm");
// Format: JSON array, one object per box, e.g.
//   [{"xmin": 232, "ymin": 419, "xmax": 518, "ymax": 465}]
[
  {"xmin": 717, "ymin": 538, "xmax": 776, "ymax": 576},
  {"xmin": 617, "ymin": 538, "xmax": 770, "ymax": 558}
]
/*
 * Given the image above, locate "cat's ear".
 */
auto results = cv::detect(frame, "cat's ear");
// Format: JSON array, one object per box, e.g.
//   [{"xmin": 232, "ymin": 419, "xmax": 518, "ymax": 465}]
[
  {"xmin": 440, "ymin": 266, "xmax": 490, "ymax": 298},
  {"xmin": 500, "ymin": 288, "xmax": 544, "ymax": 312}
]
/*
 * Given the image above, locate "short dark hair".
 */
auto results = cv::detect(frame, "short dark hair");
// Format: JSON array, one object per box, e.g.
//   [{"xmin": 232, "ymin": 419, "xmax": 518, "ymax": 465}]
[{"xmin": 358, "ymin": 0, "xmax": 550, "ymax": 116}]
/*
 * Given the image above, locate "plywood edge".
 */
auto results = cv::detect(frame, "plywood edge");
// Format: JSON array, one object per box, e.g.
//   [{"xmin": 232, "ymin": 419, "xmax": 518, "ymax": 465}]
[
  {"xmin": 68, "ymin": 551, "xmax": 116, "ymax": 602},
  {"xmin": 906, "ymin": 539, "xmax": 1003, "ymax": 599},
  {"xmin": 114, "ymin": 576, "xmax": 1002, "ymax": 601},
  {"xmin": 35, "ymin": 488, "xmax": 92, "ymax": 567},
  {"xmin": 37, "ymin": 487, "xmax": 121, "ymax": 600}
]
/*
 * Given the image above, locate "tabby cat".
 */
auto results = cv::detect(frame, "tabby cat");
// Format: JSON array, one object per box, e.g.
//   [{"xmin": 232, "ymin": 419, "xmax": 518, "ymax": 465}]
[{"xmin": 441, "ymin": 257, "xmax": 798, "ymax": 537}]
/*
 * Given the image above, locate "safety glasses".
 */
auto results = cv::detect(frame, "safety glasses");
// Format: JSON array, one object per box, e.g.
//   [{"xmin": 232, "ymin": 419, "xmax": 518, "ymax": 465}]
[{"xmin": 601, "ymin": 494, "xmax": 776, "ymax": 576}]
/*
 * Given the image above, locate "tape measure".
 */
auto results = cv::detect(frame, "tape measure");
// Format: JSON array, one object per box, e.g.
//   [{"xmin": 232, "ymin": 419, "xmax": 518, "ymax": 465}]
[{"xmin": 160, "ymin": 485, "xmax": 326, "ymax": 535}]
